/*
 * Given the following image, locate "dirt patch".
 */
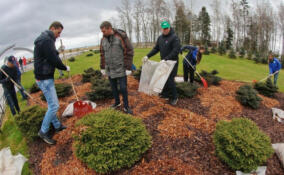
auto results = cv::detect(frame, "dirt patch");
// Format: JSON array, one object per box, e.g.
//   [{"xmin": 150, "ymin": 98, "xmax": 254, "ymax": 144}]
[{"xmin": 27, "ymin": 75, "xmax": 284, "ymax": 175}]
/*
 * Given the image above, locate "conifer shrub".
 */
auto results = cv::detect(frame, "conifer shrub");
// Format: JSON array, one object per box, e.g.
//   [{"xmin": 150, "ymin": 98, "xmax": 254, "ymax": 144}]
[
  {"xmin": 133, "ymin": 67, "xmax": 142, "ymax": 81},
  {"xmin": 68, "ymin": 57, "xmax": 75, "ymax": 62},
  {"xmin": 196, "ymin": 70, "xmax": 222, "ymax": 86},
  {"xmin": 254, "ymin": 78, "xmax": 278, "ymax": 97},
  {"xmin": 86, "ymin": 77, "xmax": 113, "ymax": 100},
  {"xmin": 15, "ymin": 105, "xmax": 46, "ymax": 140},
  {"xmin": 239, "ymin": 47, "xmax": 245, "ymax": 58},
  {"xmin": 204, "ymin": 44, "xmax": 210, "ymax": 55},
  {"xmin": 30, "ymin": 83, "xmax": 40, "ymax": 93},
  {"xmin": 86, "ymin": 53, "xmax": 93, "ymax": 57},
  {"xmin": 176, "ymin": 82, "xmax": 198, "ymax": 98},
  {"xmin": 229, "ymin": 49, "xmax": 236, "ymax": 59},
  {"xmin": 211, "ymin": 45, "xmax": 217, "ymax": 53},
  {"xmin": 82, "ymin": 68, "xmax": 102, "ymax": 83},
  {"xmin": 41, "ymin": 83, "xmax": 72, "ymax": 101},
  {"xmin": 236, "ymin": 85, "xmax": 262, "ymax": 109},
  {"xmin": 213, "ymin": 118, "xmax": 274, "ymax": 173},
  {"xmin": 74, "ymin": 109, "xmax": 152, "ymax": 173}
]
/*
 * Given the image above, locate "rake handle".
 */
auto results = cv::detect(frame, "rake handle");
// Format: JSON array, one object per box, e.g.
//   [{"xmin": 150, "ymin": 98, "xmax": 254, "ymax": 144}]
[{"xmin": 60, "ymin": 39, "xmax": 79, "ymax": 101}]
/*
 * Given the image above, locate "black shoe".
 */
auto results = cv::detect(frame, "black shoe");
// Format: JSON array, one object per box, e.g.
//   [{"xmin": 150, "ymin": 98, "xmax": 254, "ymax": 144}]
[
  {"xmin": 159, "ymin": 94, "xmax": 169, "ymax": 100},
  {"xmin": 55, "ymin": 125, "xmax": 67, "ymax": 133},
  {"xmin": 110, "ymin": 103, "xmax": 121, "ymax": 109},
  {"xmin": 123, "ymin": 107, "xmax": 133, "ymax": 115},
  {"xmin": 170, "ymin": 98, "xmax": 178, "ymax": 106},
  {"xmin": 38, "ymin": 131, "xmax": 56, "ymax": 145}
]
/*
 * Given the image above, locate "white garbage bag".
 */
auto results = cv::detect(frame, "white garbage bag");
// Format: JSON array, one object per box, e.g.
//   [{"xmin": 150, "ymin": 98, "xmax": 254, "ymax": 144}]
[
  {"xmin": 139, "ymin": 60, "xmax": 176, "ymax": 96},
  {"xmin": 236, "ymin": 166, "xmax": 266, "ymax": 175},
  {"xmin": 271, "ymin": 108, "xmax": 284, "ymax": 123},
  {"xmin": 62, "ymin": 100, "xmax": 97, "ymax": 117},
  {"xmin": 175, "ymin": 77, "xmax": 184, "ymax": 83},
  {"xmin": 138, "ymin": 60, "xmax": 160, "ymax": 95},
  {"xmin": 0, "ymin": 147, "xmax": 27, "ymax": 175},
  {"xmin": 272, "ymin": 143, "xmax": 284, "ymax": 168}
]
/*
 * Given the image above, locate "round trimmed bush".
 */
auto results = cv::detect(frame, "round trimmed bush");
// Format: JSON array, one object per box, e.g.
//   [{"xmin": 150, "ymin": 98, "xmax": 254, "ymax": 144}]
[
  {"xmin": 74, "ymin": 109, "xmax": 152, "ymax": 173},
  {"xmin": 68, "ymin": 57, "xmax": 75, "ymax": 62},
  {"xmin": 15, "ymin": 105, "xmax": 46, "ymax": 140},
  {"xmin": 213, "ymin": 118, "xmax": 274, "ymax": 173},
  {"xmin": 86, "ymin": 53, "xmax": 93, "ymax": 57},
  {"xmin": 176, "ymin": 82, "xmax": 198, "ymax": 98},
  {"xmin": 236, "ymin": 85, "xmax": 262, "ymax": 109}
]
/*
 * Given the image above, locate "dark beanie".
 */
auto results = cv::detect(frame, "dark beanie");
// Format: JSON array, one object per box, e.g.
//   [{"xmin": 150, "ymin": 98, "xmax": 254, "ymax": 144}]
[{"xmin": 7, "ymin": 56, "xmax": 14, "ymax": 63}]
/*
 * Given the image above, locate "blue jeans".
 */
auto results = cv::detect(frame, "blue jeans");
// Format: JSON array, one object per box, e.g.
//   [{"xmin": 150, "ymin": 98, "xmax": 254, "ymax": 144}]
[
  {"xmin": 4, "ymin": 87, "xmax": 20, "ymax": 116},
  {"xmin": 36, "ymin": 79, "xmax": 61, "ymax": 134},
  {"xmin": 108, "ymin": 76, "xmax": 129, "ymax": 108},
  {"xmin": 274, "ymin": 72, "xmax": 279, "ymax": 86}
]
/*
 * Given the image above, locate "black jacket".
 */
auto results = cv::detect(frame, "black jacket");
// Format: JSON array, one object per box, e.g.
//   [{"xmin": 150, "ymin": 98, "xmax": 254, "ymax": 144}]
[
  {"xmin": 147, "ymin": 28, "xmax": 181, "ymax": 61},
  {"xmin": 34, "ymin": 30, "xmax": 67, "ymax": 80},
  {"xmin": 0, "ymin": 65, "xmax": 17, "ymax": 90}
]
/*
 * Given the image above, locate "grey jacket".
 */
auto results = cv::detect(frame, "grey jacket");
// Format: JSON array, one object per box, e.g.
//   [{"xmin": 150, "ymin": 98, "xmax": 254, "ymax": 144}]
[{"xmin": 100, "ymin": 30, "xmax": 133, "ymax": 78}]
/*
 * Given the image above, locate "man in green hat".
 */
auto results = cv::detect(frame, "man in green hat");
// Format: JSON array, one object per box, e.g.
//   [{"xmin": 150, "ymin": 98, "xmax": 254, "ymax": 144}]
[{"xmin": 142, "ymin": 21, "xmax": 181, "ymax": 105}]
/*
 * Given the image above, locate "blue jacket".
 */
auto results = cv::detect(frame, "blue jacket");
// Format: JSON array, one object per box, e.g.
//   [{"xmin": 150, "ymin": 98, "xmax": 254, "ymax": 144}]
[
  {"xmin": 12, "ymin": 59, "xmax": 21, "ymax": 78},
  {"xmin": 181, "ymin": 45, "xmax": 198, "ymax": 67},
  {"xmin": 269, "ymin": 58, "xmax": 281, "ymax": 74}
]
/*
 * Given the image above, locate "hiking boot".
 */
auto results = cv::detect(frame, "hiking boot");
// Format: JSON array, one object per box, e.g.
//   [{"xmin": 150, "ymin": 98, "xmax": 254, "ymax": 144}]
[
  {"xmin": 55, "ymin": 125, "xmax": 67, "ymax": 133},
  {"xmin": 38, "ymin": 131, "xmax": 56, "ymax": 145},
  {"xmin": 110, "ymin": 103, "xmax": 121, "ymax": 109},
  {"xmin": 123, "ymin": 107, "xmax": 133, "ymax": 115},
  {"xmin": 170, "ymin": 98, "xmax": 178, "ymax": 106},
  {"xmin": 159, "ymin": 94, "xmax": 169, "ymax": 100}
]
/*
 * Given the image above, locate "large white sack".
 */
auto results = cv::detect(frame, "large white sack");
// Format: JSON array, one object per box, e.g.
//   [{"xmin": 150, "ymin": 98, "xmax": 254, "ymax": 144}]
[
  {"xmin": 149, "ymin": 60, "xmax": 176, "ymax": 95},
  {"xmin": 138, "ymin": 60, "xmax": 176, "ymax": 96},
  {"xmin": 236, "ymin": 166, "xmax": 266, "ymax": 175},
  {"xmin": 0, "ymin": 147, "xmax": 27, "ymax": 175},
  {"xmin": 272, "ymin": 143, "xmax": 284, "ymax": 168},
  {"xmin": 62, "ymin": 100, "xmax": 97, "ymax": 117},
  {"xmin": 138, "ymin": 60, "xmax": 160, "ymax": 95}
]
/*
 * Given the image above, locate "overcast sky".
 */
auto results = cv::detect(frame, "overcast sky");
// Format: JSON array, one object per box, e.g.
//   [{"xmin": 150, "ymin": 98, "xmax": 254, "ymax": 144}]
[{"xmin": 0, "ymin": 0, "xmax": 282, "ymax": 59}]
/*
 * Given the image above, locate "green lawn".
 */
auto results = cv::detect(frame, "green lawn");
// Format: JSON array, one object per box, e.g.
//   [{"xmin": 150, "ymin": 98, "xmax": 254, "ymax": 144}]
[{"xmin": 1, "ymin": 48, "xmax": 283, "ymax": 175}]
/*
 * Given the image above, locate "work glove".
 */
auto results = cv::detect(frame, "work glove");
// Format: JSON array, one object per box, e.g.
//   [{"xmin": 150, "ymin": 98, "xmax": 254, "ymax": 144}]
[
  {"xmin": 66, "ymin": 66, "xmax": 70, "ymax": 72},
  {"xmin": 142, "ymin": 56, "xmax": 148, "ymax": 63},
  {"xmin": 58, "ymin": 45, "xmax": 65, "ymax": 52},
  {"xmin": 101, "ymin": 69, "xmax": 106, "ymax": 75}
]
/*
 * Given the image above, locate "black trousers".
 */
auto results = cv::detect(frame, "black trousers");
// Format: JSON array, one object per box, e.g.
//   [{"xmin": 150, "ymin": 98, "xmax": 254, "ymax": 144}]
[
  {"xmin": 4, "ymin": 87, "xmax": 20, "ymax": 116},
  {"xmin": 108, "ymin": 76, "xmax": 129, "ymax": 108},
  {"xmin": 161, "ymin": 63, "xmax": 178, "ymax": 100},
  {"xmin": 183, "ymin": 63, "xmax": 195, "ymax": 83}
]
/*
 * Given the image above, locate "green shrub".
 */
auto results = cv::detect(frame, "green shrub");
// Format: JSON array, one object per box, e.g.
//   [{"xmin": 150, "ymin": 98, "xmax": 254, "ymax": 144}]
[
  {"xmin": 229, "ymin": 49, "xmax": 236, "ymax": 59},
  {"xmin": 176, "ymin": 82, "xmax": 198, "ymax": 98},
  {"xmin": 239, "ymin": 47, "xmax": 245, "ymax": 58},
  {"xmin": 86, "ymin": 78, "xmax": 113, "ymax": 100},
  {"xmin": 254, "ymin": 78, "xmax": 278, "ymax": 97},
  {"xmin": 236, "ymin": 85, "xmax": 262, "ymax": 109},
  {"xmin": 213, "ymin": 118, "xmax": 274, "ymax": 173},
  {"xmin": 68, "ymin": 57, "xmax": 75, "ymax": 62},
  {"xmin": 204, "ymin": 44, "xmax": 210, "ymax": 55},
  {"xmin": 86, "ymin": 53, "xmax": 93, "ymax": 57},
  {"xmin": 14, "ymin": 105, "xmax": 46, "ymax": 140},
  {"xmin": 133, "ymin": 67, "xmax": 142, "ymax": 81},
  {"xmin": 74, "ymin": 109, "xmax": 152, "ymax": 173},
  {"xmin": 196, "ymin": 70, "xmax": 222, "ymax": 86},
  {"xmin": 41, "ymin": 83, "xmax": 72, "ymax": 101},
  {"xmin": 29, "ymin": 83, "xmax": 40, "ymax": 93},
  {"xmin": 211, "ymin": 45, "xmax": 217, "ymax": 53},
  {"xmin": 82, "ymin": 68, "xmax": 102, "ymax": 83}
]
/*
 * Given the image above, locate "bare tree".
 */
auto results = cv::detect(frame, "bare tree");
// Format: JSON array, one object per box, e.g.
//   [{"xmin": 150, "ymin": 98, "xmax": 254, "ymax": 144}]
[
  {"xmin": 211, "ymin": 0, "xmax": 222, "ymax": 44},
  {"xmin": 133, "ymin": 0, "xmax": 143, "ymax": 46},
  {"xmin": 117, "ymin": 0, "xmax": 133, "ymax": 41},
  {"xmin": 279, "ymin": 3, "xmax": 284, "ymax": 56}
]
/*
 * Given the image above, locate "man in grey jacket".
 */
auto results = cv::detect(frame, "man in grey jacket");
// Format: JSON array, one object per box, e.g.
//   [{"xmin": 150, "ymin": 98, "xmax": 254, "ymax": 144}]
[{"xmin": 100, "ymin": 21, "xmax": 133, "ymax": 114}]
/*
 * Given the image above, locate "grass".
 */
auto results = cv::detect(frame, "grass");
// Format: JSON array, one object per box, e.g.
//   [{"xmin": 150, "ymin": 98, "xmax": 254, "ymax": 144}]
[{"xmin": 1, "ymin": 48, "xmax": 283, "ymax": 175}]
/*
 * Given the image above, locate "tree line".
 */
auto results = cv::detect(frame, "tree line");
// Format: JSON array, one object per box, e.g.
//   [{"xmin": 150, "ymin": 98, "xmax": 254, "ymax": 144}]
[{"xmin": 113, "ymin": 0, "xmax": 284, "ymax": 63}]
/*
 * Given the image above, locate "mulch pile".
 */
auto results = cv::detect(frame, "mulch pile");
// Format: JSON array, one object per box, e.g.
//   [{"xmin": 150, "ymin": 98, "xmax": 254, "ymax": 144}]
[{"xmin": 27, "ymin": 75, "xmax": 284, "ymax": 175}]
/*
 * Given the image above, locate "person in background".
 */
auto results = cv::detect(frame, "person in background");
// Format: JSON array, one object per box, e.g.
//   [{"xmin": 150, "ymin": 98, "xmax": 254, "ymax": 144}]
[
  {"xmin": 11, "ymin": 56, "xmax": 27, "ymax": 100},
  {"xmin": 23, "ymin": 56, "xmax": 27, "ymax": 71},
  {"xmin": 142, "ymin": 20, "xmax": 181, "ymax": 106},
  {"xmin": 19, "ymin": 57, "xmax": 24, "ymax": 72},
  {"xmin": 268, "ymin": 53, "xmax": 281, "ymax": 86},
  {"xmin": 0, "ymin": 56, "xmax": 21, "ymax": 116},
  {"xmin": 181, "ymin": 45, "xmax": 205, "ymax": 84},
  {"xmin": 34, "ymin": 21, "xmax": 70, "ymax": 145}
]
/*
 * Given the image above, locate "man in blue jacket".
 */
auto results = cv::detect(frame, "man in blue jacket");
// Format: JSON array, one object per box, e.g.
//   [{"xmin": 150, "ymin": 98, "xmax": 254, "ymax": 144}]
[
  {"xmin": 11, "ymin": 56, "xmax": 27, "ymax": 100},
  {"xmin": 268, "ymin": 53, "xmax": 281, "ymax": 86},
  {"xmin": 34, "ymin": 21, "xmax": 70, "ymax": 145},
  {"xmin": 142, "ymin": 21, "xmax": 181, "ymax": 105},
  {"xmin": 181, "ymin": 45, "xmax": 205, "ymax": 84}
]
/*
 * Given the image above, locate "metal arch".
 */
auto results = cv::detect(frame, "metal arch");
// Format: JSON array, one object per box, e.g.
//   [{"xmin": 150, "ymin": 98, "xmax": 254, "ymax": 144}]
[
  {"xmin": 0, "ymin": 45, "xmax": 33, "ymax": 60},
  {"xmin": 0, "ymin": 44, "xmax": 16, "ymax": 58},
  {"xmin": 13, "ymin": 47, "xmax": 34, "ymax": 54}
]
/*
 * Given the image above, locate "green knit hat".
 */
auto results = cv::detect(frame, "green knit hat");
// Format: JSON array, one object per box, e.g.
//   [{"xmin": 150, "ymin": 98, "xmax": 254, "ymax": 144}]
[{"xmin": 161, "ymin": 21, "xmax": 170, "ymax": 29}]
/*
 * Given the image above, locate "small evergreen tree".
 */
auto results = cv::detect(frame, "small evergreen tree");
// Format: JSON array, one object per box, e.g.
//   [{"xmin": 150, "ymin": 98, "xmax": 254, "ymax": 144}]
[
  {"xmin": 204, "ymin": 44, "xmax": 210, "ymax": 55},
  {"xmin": 239, "ymin": 47, "xmax": 246, "ymax": 58},
  {"xmin": 218, "ymin": 41, "xmax": 226, "ymax": 55},
  {"xmin": 176, "ymin": 82, "xmax": 199, "ymax": 98},
  {"xmin": 236, "ymin": 85, "xmax": 262, "ymax": 109},
  {"xmin": 254, "ymin": 78, "xmax": 278, "ymax": 97},
  {"xmin": 211, "ymin": 45, "xmax": 217, "ymax": 53},
  {"xmin": 229, "ymin": 48, "xmax": 236, "ymax": 59}
]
